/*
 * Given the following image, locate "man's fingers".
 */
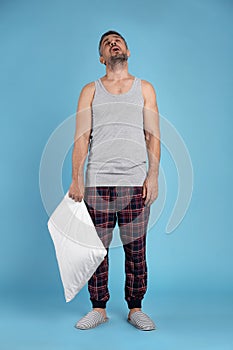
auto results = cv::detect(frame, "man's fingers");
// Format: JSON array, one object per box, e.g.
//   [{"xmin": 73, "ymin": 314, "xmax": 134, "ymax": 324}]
[
  {"xmin": 73, "ymin": 195, "xmax": 83, "ymax": 202},
  {"xmin": 68, "ymin": 191, "xmax": 83, "ymax": 202},
  {"xmin": 146, "ymin": 191, "xmax": 158, "ymax": 206},
  {"xmin": 144, "ymin": 188, "xmax": 151, "ymax": 206},
  {"xmin": 142, "ymin": 179, "xmax": 158, "ymax": 206},
  {"xmin": 142, "ymin": 184, "xmax": 146, "ymax": 198}
]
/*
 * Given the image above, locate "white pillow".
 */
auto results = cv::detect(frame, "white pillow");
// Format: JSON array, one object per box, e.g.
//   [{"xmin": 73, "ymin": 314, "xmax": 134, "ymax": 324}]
[{"xmin": 47, "ymin": 191, "xmax": 107, "ymax": 302}]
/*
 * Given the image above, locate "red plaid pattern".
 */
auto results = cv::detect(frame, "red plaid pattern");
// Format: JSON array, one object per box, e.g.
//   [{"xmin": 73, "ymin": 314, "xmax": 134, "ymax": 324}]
[{"xmin": 83, "ymin": 186, "xmax": 150, "ymax": 309}]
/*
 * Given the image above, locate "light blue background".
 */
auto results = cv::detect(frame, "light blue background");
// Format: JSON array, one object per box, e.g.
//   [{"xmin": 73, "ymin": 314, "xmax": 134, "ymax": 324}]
[{"xmin": 1, "ymin": 0, "xmax": 232, "ymax": 349}]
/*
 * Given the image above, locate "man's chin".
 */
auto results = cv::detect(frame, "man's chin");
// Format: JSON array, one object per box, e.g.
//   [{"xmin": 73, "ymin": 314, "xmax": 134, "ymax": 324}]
[{"xmin": 108, "ymin": 54, "xmax": 128, "ymax": 65}]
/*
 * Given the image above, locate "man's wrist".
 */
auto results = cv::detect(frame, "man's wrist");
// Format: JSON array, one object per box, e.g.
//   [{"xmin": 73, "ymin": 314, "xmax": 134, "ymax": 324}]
[
  {"xmin": 72, "ymin": 173, "xmax": 84, "ymax": 182},
  {"xmin": 147, "ymin": 167, "xmax": 159, "ymax": 177}
]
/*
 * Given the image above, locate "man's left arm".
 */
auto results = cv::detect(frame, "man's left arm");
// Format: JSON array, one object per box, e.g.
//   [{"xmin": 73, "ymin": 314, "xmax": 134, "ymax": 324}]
[{"xmin": 141, "ymin": 80, "xmax": 161, "ymax": 206}]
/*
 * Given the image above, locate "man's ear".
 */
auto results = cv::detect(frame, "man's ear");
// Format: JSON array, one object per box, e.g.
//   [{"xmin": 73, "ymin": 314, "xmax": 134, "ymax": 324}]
[
  {"xmin": 127, "ymin": 49, "xmax": 131, "ymax": 58},
  {"xmin": 99, "ymin": 56, "xmax": 105, "ymax": 64}
]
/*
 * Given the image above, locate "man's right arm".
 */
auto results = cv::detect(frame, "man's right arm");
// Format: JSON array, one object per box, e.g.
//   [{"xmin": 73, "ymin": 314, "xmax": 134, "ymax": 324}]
[{"xmin": 68, "ymin": 82, "xmax": 95, "ymax": 202}]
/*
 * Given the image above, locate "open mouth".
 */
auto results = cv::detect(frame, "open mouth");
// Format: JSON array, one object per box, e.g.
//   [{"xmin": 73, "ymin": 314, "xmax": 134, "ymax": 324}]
[{"xmin": 111, "ymin": 46, "xmax": 120, "ymax": 53}]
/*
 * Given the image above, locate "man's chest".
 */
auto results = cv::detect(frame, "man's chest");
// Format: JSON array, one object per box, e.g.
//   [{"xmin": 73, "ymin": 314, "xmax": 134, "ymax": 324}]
[{"xmin": 100, "ymin": 78, "xmax": 135, "ymax": 95}]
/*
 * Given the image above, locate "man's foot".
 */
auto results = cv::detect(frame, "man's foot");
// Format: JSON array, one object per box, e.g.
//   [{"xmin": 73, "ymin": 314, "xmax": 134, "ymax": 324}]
[
  {"xmin": 128, "ymin": 309, "xmax": 156, "ymax": 331},
  {"xmin": 75, "ymin": 309, "xmax": 109, "ymax": 330}
]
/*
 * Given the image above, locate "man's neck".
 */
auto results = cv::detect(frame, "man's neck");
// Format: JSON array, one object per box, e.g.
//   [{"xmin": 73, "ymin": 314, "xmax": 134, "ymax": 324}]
[{"xmin": 105, "ymin": 62, "xmax": 131, "ymax": 81}]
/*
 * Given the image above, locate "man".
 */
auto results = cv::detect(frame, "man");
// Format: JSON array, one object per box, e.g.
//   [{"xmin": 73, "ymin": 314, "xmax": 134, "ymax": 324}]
[{"xmin": 68, "ymin": 30, "xmax": 160, "ymax": 331}]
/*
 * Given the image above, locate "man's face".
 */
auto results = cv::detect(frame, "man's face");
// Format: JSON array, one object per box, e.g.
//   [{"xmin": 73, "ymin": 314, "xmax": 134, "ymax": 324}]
[{"xmin": 99, "ymin": 34, "xmax": 130, "ymax": 65}]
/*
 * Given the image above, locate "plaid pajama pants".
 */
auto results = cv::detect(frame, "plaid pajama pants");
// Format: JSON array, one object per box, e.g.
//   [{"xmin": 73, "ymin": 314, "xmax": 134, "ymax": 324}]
[{"xmin": 83, "ymin": 186, "xmax": 150, "ymax": 309}]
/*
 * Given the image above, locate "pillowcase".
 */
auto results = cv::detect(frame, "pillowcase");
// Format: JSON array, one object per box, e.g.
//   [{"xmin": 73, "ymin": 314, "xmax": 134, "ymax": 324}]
[{"xmin": 47, "ymin": 191, "xmax": 107, "ymax": 302}]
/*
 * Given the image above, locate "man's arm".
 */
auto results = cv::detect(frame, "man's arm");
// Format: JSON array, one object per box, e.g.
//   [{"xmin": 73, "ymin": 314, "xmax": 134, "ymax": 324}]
[
  {"xmin": 68, "ymin": 82, "xmax": 95, "ymax": 202},
  {"xmin": 141, "ymin": 80, "xmax": 161, "ymax": 206}
]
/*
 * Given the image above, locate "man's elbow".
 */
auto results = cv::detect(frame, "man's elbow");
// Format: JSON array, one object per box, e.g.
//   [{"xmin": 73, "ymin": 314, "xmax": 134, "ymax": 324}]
[{"xmin": 144, "ymin": 130, "xmax": 160, "ymax": 143}]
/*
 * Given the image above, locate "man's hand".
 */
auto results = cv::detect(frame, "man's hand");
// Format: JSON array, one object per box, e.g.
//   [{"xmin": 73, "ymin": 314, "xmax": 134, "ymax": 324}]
[
  {"xmin": 142, "ymin": 174, "xmax": 158, "ymax": 207},
  {"xmin": 68, "ymin": 175, "xmax": 84, "ymax": 202}
]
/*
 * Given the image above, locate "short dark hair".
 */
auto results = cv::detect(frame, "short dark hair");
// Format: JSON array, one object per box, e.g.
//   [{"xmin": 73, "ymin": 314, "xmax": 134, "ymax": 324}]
[{"xmin": 98, "ymin": 30, "xmax": 128, "ymax": 56}]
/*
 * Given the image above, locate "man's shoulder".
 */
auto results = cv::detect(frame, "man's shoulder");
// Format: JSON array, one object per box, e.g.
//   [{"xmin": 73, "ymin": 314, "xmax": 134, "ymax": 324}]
[
  {"xmin": 81, "ymin": 81, "xmax": 96, "ymax": 93},
  {"xmin": 140, "ymin": 79, "xmax": 156, "ymax": 91},
  {"xmin": 76, "ymin": 81, "xmax": 96, "ymax": 108},
  {"xmin": 140, "ymin": 79, "xmax": 157, "ymax": 100},
  {"xmin": 78, "ymin": 81, "xmax": 96, "ymax": 102}
]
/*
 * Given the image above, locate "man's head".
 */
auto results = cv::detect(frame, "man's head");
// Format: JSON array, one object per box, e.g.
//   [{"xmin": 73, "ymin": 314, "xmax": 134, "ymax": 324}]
[
  {"xmin": 98, "ymin": 30, "xmax": 130, "ymax": 67},
  {"xmin": 98, "ymin": 30, "xmax": 128, "ymax": 56}
]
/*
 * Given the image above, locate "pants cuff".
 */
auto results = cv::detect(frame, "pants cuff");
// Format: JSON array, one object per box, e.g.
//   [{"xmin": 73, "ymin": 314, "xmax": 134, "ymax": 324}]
[
  {"xmin": 127, "ymin": 299, "xmax": 142, "ymax": 309},
  {"xmin": 91, "ymin": 300, "xmax": 107, "ymax": 309}
]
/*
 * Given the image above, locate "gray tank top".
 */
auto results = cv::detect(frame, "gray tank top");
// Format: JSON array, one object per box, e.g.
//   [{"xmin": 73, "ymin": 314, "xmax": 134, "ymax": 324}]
[{"xmin": 85, "ymin": 76, "xmax": 148, "ymax": 187}]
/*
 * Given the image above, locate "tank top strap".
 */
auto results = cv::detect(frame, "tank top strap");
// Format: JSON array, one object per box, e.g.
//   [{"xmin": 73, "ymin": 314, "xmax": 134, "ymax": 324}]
[{"xmin": 93, "ymin": 76, "xmax": 144, "ymax": 106}]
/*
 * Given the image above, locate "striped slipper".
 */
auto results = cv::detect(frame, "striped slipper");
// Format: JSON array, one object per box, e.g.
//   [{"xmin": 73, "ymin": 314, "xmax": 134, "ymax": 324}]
[
  {"xmin": 75, "ymin": 310, "xmax": 109, "ymax": 330},
  {"xmin": 128, "ymin": 311, "xmax": 156, "ymax": 331}
]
